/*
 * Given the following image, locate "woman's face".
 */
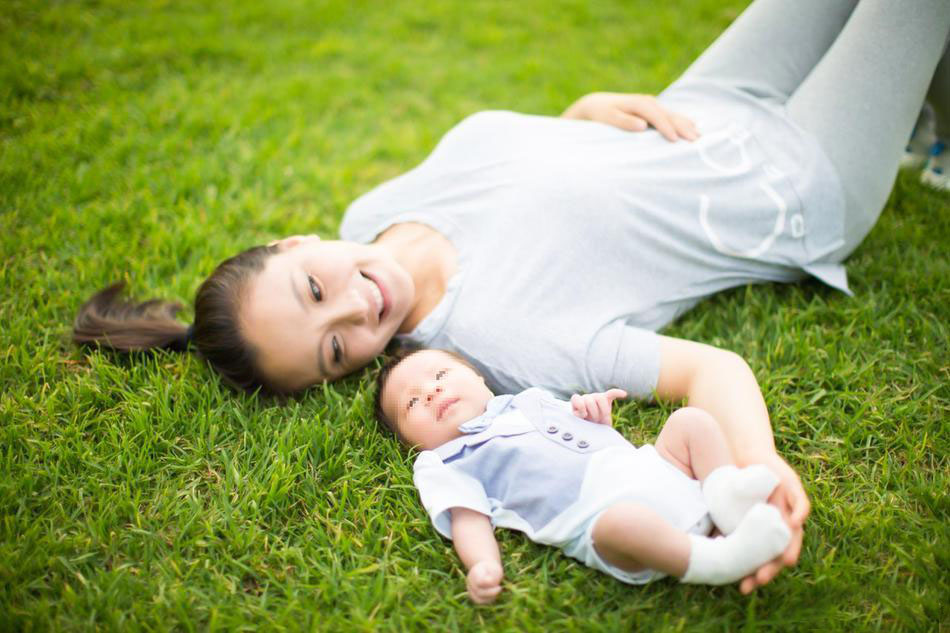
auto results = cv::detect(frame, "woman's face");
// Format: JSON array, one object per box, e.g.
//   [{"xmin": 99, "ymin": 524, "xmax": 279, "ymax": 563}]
[{"xmin": 240, "ymin": 235, "xmax": 415, "ymax": 392}]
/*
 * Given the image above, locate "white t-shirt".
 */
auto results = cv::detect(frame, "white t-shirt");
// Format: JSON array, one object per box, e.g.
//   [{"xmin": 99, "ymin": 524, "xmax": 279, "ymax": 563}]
[{"xmin": 341, "ymin": 79, "xmax": 847, "ymax": 397}]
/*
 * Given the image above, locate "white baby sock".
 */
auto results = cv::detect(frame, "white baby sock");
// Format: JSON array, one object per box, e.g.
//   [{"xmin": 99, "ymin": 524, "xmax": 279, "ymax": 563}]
[
  {"xmin": 702, "ymin": 464, "xmax": 779, "ymax": 534},
  {"xmin": 681, "ymin": 503, "xmax": 791, "ymax": 585}
]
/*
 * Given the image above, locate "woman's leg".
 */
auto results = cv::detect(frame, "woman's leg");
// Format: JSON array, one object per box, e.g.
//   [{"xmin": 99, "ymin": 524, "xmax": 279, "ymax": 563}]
[
  {"xmin": 786, "ymin": 0, "xmax": 950, "ymax": 261},
  {"xmin": 673, "ymin": 0, "xmax": 858, "ymax": 103},
  {"xmin": 927, "ymin": 46, "xmax": 950, "ymax": 140},
  {"xmin": 921, "ymin": 47, "xmax": 950, "ymax": 191}
]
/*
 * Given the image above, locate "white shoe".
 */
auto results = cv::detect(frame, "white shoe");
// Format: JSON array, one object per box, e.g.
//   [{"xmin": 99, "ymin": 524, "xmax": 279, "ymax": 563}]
[
  {"xmin": 921, "ymin": 140, "xmax": 950, "ymax": 192},
  {"xmin": 901, "ymin": 105, "xmax": 936, "ymax": 170}
]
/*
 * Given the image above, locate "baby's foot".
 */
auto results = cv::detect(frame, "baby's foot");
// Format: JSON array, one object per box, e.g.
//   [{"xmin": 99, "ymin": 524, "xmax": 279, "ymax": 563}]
[
  {"xmin": 921, "ymin": 140, "xmax": 950, "ymax": 192},
  {"xmin": 702, "ymin": 464, "xmax": 779, "ymax": 534},
  {"xmin": 681, "ymin": 503, "xmax": 791, "ymax": 585}
]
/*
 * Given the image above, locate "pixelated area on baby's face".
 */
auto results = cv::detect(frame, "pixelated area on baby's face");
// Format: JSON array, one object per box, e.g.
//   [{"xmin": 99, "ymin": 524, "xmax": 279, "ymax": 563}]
[{"xmin": 382, "ymin": 350, "xmax": 494, "ymax": 450}]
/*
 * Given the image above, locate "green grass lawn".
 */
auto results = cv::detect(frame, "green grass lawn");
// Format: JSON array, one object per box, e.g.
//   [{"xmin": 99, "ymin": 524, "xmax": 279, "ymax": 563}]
[{"xmin": 2, "ymin": 1, "xmax": 948, "ymax": 630}]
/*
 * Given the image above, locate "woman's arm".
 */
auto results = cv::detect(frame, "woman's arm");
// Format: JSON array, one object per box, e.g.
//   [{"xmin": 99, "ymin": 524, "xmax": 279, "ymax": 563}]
[
  {"xmin": 654, "ymin": 335, "xmax": 810, "ymax": 594},
  {"xmin": 561, "ymin": 92, "xmax": 699, "ymax": 142},
  {"xmin": 450, "ymin": 507, "xmax": 504, "ymax": 604}
]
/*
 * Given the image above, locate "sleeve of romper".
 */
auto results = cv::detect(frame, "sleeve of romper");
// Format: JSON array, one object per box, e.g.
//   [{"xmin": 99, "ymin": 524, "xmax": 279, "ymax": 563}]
[
  {"xmin": 586, "ymin": 322, "xmax": 662, "ymax": 401},
  {"xmin": 413, "ymin": 451, "xmax": 492, "ymax": 540}
]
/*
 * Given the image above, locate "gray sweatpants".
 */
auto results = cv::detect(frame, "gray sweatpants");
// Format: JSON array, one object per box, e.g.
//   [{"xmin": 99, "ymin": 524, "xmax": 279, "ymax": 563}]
[{"xmin": 674, "ymin": 0, "xmax": 950, "ymax": 262}]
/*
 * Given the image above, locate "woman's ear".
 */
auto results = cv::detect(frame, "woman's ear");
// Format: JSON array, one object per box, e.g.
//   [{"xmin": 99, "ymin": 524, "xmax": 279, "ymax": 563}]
[{"xmin": 268, "ymin": 234, "xmax": 321, "ymax": 250}]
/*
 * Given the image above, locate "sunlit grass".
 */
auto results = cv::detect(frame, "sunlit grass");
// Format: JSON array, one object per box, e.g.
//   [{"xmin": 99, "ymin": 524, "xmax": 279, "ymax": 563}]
[{"xmin": 1, "ymin": 0, "xmax": 947, "ymax": 630}]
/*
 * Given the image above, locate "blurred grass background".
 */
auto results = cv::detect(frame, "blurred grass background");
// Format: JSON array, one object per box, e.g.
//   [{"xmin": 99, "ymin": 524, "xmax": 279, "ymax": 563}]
[{"xmin": 1, "ymin": 0, "xmax": 947, "ymax": 630}]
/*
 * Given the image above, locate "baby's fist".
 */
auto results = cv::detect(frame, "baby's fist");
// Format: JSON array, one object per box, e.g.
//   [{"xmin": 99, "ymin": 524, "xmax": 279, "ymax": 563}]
[{"xmin": 466, "ymin": 560, "xmax": 503, "ymax": 604}]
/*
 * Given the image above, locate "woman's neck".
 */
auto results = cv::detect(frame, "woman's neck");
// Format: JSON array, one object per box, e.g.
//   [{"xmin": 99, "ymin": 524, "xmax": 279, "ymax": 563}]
[{"xmin": 374, "ymin": 222, "xmax": 457, "ymax": 334}]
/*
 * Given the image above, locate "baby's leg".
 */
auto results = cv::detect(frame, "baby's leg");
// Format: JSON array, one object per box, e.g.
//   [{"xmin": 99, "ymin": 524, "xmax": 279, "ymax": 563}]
[
  {"xmin": 654, "ymin": 406, "xmax": 731, "ymax": 480},
  {"xmin": 591, "ymin": 502, "xmax": 691, "ymax": 577},
  {"xmin": 655, "ymin": 407, "xmax": 779, "ymax": 534},
  {"xmin": 591, "ymin": 502, "xmax": 791, "ymax": 585}
]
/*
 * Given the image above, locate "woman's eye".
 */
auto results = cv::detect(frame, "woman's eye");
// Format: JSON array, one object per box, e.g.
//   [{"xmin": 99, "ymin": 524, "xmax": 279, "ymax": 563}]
[
  {"xmin": 331, "ymin": 337, "xmax": 342, "ymax": 364},
  {"xmin": 436, "ymin": 370, "xmax": 446, "ymax": 380},
  {"xmin": 308, "ymin": 275, "xmax": 322, "ymax": 302},
  {"xmin": 407, "ymin": 397, "xmax": 418, "ymax": 409}
]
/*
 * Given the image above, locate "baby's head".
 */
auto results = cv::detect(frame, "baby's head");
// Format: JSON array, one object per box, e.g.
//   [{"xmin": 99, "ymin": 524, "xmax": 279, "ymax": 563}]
[{"xmin": 375, "ymin": 349, "xmax": 494, "ymax": 450}]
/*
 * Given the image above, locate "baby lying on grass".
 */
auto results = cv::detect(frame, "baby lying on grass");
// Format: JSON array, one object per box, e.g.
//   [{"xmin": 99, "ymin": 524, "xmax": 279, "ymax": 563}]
[{"xmin": 375, "ymin": 349, "xmax": 790, "ymax": 603}]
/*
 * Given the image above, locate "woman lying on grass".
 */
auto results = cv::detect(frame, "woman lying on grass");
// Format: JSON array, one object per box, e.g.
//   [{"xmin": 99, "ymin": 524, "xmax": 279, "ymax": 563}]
[
  {"xmin": 74, "ymin": 0, "xmax": 950, "ymax": 593},
  {"xmin": 375, "ymin": 349, "xmax": 790, "ymax": 604}
]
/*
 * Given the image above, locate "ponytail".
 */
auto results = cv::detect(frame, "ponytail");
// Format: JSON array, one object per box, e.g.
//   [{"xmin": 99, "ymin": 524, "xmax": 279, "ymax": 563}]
[
  {"xmin": 73, "ymin": 282, "xmax": 192, "ymax": 353},
  {"xmin": 74, "ymin": 243, "xmax": 281, "ymax": 394}
]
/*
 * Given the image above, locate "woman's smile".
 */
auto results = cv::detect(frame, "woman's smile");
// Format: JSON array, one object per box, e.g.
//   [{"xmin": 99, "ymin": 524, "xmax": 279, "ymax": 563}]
[{"xmin": 362, "ymin": 272, "xmax": 388, "ymax": 321}]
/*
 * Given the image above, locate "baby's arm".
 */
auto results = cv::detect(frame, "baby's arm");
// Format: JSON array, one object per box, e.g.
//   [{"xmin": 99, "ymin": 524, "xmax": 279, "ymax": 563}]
[
  {"xmin": 450, "ymin": 507, "xmax": 503, "ymax": 604},
  {"xmin": 570, "ymin": 388, "xmax": 627, "ymax": 425}
]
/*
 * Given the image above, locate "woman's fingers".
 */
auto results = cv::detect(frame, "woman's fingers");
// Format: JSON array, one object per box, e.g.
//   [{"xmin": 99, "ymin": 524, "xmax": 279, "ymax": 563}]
[
  {"xmin": 622, "ymin": 96, "xmax": 679, "ymax": 141},
  {"xmin": 787, "ymin": 478, "xmax": 811, "ymax": 527},
  {"xmin": 737, "ymin": 456, "xmax": 810, "ymax": 593},
  {"xmin": 570, "ymin": 93, "xmax": 699, "ymax": 141},
  {"xmin": 756, "ymin": 558, "xmax": 782, "ymax": 587},
  {"xmin": 770, "ymin": 461, "xmax": 810, "ymax": 528},
  {"xmin": 740, "ymin": 557, "xmax": 782, "ymax": 594},
  {"xmin": 739, "ymin": 575, "xmax": 755, "ymax": 594},
  {"xmin": 607, "ymin": 110, "xmax": 648, "ymax": 132},
  {"xmin": 618, "ymin": 95, "xmax": 698, "ymax": 142},
  {"xmin": 782, "ymin": 522, "xmax": 804, "ymax": 567},
  {"xmin": 671, "ymin": 113, "xmax": 700, "ymax": 141}
]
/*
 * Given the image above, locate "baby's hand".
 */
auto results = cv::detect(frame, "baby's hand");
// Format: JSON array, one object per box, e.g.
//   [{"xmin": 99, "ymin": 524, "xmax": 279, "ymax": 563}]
[
  {"xmin": 571, "ymin": 389, "xmax": 628, "ymax": 426},
  {"xmin": 466, "ymin": 560, "xmax": 503, "ymax": 604}
]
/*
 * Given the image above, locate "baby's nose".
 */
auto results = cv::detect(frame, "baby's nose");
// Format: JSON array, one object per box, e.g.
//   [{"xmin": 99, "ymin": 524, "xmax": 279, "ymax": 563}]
[{"xmin": 425, "ymin": 386, "xmax": 443, "ymax": 402}]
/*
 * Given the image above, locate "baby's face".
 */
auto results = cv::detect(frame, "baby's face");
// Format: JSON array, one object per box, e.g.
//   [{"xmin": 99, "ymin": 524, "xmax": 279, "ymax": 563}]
[{"xmin": 381, "ymin": 350, "xmax": 494, "ymax": 450}]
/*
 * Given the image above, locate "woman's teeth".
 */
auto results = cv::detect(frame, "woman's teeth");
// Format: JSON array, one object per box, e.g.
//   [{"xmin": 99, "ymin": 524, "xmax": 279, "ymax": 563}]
[{"xmin": 369, "ymin": 280, "xmax": 384, "ymax": 317}]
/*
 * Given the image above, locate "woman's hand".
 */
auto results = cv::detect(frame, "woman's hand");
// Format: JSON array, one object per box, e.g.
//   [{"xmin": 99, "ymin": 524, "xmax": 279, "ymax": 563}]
[
  {"xmin": 654, "ymin": 336, "xmax": 811, "ymax": 593},
  {"xmin": 570, "ymin": 389, "xmax": 628, "ymax": 425},
  {"xmin": 739, "ymin": 452, "xmax": 810, "ymax": 594},
  {"xmin": 466, "ymin": 560, "xmax": 504, "ymax": 604},
  {"xmin": 561, "ymin": 92, "xmax": 699, "ymax": 142}
]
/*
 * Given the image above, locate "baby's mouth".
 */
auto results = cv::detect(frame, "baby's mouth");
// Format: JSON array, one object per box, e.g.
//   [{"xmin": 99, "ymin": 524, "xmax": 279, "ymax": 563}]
[{"xmin": 437, "ymin": 398, "xmax": 459, "ymax": 421}]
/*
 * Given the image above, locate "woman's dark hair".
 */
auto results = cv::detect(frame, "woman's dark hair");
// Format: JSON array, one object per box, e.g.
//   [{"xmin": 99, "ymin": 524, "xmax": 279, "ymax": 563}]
[{"xmin": 73, "ymin": 244, "xmax": 281, "ymax": 394}]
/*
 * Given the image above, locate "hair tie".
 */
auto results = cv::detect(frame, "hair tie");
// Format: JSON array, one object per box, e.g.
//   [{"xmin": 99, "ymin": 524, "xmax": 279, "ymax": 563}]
[{"xmin": 165, "ymin": 324, "xmax": 195, "ymax": 352}]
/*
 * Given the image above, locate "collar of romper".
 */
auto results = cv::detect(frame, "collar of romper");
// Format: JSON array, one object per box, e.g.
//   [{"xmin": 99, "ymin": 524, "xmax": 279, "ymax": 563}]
[
  {"xmin": 433, "ymin": 394, "xmax": 518, "ymax": 460},
  {"xmin": 457, "ymin": 394, "xmax": 515, "ymax": 434}
]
